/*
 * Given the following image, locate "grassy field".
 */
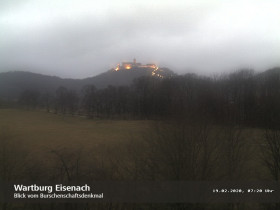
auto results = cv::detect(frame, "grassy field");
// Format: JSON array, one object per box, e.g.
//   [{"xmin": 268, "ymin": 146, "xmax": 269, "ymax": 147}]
[
  {"xmin": 0, "ymin": 108, "xmax": 270, "ymax": 181},
  {"xmin": 0, "ymin": 108, "xmax": 277, "ymax": 210},
  {"xmin": 0, "ymin": 109, "xmax": 152, "ymax": 165}
]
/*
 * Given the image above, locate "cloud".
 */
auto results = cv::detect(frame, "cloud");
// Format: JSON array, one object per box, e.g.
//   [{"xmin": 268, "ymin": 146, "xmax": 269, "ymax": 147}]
[{"xmin": 0, "ymin": 0, "xmax": 280, "ymax": 78}]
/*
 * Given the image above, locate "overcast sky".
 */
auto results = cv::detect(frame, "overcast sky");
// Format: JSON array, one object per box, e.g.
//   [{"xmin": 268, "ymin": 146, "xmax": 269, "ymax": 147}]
[{"xmin": 0, "ymin": 0, "xmax": 279, "ymax": 78}]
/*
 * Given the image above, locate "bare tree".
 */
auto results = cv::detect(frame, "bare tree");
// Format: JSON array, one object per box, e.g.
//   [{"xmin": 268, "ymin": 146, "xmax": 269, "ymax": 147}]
[
  {"xmin": 18, "ymin": 89, "xmax": 40, "ymax": 110},
  {"xmin": 218, "ymin": 126, "xmax": 248, "ymax": 180},
  {"xmin": 49, "ymin": 147, "xmax": 84, "ymax": 183},
  {"xmin": 260, "ymin": 129, "xmax": 280, "ymax": 210},
  {"xmin": 124, "ymin": 120, "xmax": 218, "ymax": 181},
  {"xmin": 82, "ymin": 85, "xmax": 97, "ymax": 118},
  {"xmin": 262, "ymin": 129, "xmax": 280, "ymax": 181},
  {"xmin": 55, "ymin": 87, "xmax": 79, "ymax": 115}
]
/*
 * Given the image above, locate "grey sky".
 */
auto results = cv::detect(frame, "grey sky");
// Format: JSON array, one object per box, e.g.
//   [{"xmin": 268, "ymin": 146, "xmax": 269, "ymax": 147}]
[{"xmin": 0, "ymin": 0, "xmax": 280, "ymax": 78}]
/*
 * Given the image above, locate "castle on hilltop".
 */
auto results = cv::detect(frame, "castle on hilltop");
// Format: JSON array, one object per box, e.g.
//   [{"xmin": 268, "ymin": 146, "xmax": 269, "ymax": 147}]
[{"xmin": 115, "ymin": 59, "xmax": 158, "ymax": 71}]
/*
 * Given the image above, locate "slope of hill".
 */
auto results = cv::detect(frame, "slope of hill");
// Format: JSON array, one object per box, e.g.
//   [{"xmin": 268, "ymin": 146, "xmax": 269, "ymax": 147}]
[
  {"xmin": 83, "ymin": 67, "xmax": 175, "ymax": 89},
  {"xmin": 257, "ymin": 67, "xmax": 280, "ymax": 79},
  {"xmin": 0, "ymin": 67, "xmax": 175, "ymax": 100},
  {"xmin": 0, "ymin": 71, "xmax": 81, "ymax": 100}
]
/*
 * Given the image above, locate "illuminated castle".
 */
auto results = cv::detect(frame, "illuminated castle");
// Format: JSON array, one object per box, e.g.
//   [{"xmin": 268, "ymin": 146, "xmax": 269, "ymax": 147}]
[{"xmin": 115, "ymin": 59, "xmax": 158, "ymax": 71}]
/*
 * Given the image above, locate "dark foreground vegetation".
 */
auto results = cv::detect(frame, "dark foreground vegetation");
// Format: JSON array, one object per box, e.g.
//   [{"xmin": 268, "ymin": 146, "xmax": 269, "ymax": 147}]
[{"xmin": 1, "ymin": 68, "xmax": 280, "ymax": 209}]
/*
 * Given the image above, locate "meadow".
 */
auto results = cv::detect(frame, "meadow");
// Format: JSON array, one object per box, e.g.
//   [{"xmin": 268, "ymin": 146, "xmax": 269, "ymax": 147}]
[
  {"xmin": 0, "ymin": 109, "xmax": 150, "ymax": 162},
  {"xmin": 0, "ymin": 108, "xmax": 270, "ymax": 181},
  {"xmin": 1, "ymin": 108, "xmax": 279, "ymax": 209}
]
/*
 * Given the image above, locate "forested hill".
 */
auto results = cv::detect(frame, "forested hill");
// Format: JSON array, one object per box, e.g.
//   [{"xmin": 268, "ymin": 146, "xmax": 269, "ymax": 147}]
[
  {"xmin": 0, "ymin": 67, "xmax": 175, "ymax": 100},
  {"xmin": 1, "ymin": 67, "xmax": 280, "ymax": 127},
  {"xmin": 0, "ymin": 71, "xmax": 81, "ymax": 100}
]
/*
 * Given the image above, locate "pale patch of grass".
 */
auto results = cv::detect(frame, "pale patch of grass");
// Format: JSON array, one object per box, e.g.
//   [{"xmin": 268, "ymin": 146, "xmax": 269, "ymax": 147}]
[{"xmin": 0, "ymin": 109, "xmax": 151, "ymax": 161}]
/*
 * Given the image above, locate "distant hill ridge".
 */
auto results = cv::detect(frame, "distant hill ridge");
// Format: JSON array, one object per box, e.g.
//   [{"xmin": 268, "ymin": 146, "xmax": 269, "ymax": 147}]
[
  {"xmin": 1, "ymin": 67, "xmax": 279, "ymax": 100},
  {"xmin": 0, "ymin": 67, "xmax": 175, "ymax": 100}
]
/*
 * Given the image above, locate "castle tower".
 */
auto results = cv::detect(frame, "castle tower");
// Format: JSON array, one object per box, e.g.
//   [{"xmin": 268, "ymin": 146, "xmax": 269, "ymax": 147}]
[{"xmin": 133, "ymin": 58, "xmax": 136, "ymax": 65}]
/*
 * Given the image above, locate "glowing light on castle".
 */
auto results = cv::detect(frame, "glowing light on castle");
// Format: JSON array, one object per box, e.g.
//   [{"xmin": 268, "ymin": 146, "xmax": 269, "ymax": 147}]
[{"xmin": 114, "ymin": 59, "xmax": 158, "ymax": 71}]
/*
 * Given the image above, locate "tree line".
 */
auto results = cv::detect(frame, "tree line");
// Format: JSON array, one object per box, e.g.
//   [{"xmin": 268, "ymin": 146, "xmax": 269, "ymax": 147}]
[{"xmin": 17, "ymin": 68, "xmax": 280, "ymax": 129}]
